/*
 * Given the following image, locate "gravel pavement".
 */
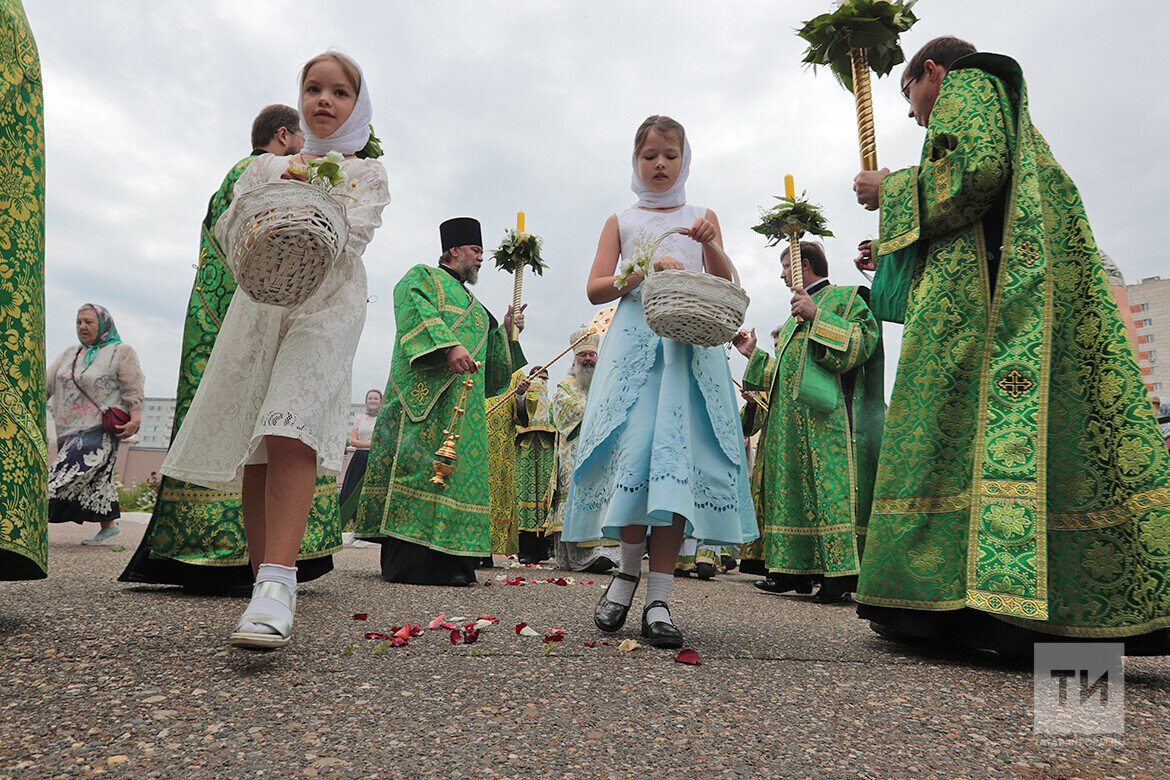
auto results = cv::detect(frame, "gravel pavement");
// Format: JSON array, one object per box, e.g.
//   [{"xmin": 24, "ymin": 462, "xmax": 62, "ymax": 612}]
[{"xmin": 1, "ymin": 519, "xmax": 1167, "ymax": 778}]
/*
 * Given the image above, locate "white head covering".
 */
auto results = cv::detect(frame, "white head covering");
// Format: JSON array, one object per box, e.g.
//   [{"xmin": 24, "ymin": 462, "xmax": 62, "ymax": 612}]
[
  {"xmin": 300, "ymin": 53, "xmax": 372, "ymax": 156},
  {"xmin": 631, "ymin": 134, "xmax": 691, "ymax": 209}
]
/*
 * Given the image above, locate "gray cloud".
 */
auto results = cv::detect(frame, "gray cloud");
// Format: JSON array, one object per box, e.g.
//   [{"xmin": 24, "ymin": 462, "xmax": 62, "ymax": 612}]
[{"xmin": 29, "ymin": 0, "xmax": 1163, "ymax": 402}]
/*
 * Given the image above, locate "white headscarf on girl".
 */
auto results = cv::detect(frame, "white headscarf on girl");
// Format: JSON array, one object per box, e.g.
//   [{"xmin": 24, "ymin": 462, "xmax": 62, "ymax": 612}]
[
  {"xmin": 631, "ymin": 134, "xmax": 691, "ymax": 209},
  {"xmin": 300, "ymin": 53, "xmax": 372, "ymax": 156}
]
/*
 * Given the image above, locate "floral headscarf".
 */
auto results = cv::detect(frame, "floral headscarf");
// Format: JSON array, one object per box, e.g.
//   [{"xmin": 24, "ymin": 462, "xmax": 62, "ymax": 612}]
[{"xmin": 77, "ymin": 303, "xmax": 121, "ymax": 367}]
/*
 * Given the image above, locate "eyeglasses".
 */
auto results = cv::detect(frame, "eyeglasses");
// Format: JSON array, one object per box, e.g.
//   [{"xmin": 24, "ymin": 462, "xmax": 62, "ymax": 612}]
[{"xmin": 900, "ymin": 74, "xmax": 919, "ymax": 102}]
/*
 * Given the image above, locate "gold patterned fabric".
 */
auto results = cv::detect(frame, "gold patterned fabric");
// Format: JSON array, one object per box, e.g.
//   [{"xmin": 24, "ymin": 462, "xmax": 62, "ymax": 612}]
[
  {"xmin": 0, "ymin": 0, "xmax": 46, "ymax": 580},
  {"xmin": 857, "ymin": 53, "xmax": 1170, "ymax": 638},
  {"xmin": 356, "ymin": 264, "xmax": 524, "ymax": 556},
  {"xmin": 486, "ymin": 370, "xmax": 522, "ymax": 555},
  {"xmin": 742, "ymin": 284, "xmax": 884, "ymax": 577}
]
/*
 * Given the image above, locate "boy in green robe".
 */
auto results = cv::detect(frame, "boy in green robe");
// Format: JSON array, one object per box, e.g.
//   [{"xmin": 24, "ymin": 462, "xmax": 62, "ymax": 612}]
[
  {"xmin": 853, "ymin": 37, "xmax": 1170, "ymax": 653},
  {"xmin": 514, "ymin": 367, "xmax": 556, "ymax": 564},
  {"xmin": 356, "ymin": 218, "xmax": 525, "ymax": 585},
  {"xmin": 734, "ymin": 241, "xmax": 884, "ymax": 603},
  {"xmin": 120, "ymin": 106, "xmax": 342, "ymax": 594}
]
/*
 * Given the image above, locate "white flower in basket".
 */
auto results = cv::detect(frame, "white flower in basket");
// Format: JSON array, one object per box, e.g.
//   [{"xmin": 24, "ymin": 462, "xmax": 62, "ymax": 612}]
[
  {"xmin": 639, "ymin": 227, "xmax": 750, "ymax": 347},
  {"xmin": 218, "ymin": 152, "xmax": 351, "ymax": 308}
]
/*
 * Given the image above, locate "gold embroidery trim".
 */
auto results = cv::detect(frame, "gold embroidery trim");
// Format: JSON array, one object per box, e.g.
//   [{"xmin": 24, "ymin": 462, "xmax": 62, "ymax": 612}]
[
  {"xmin": 966, "ymin": 589, "xmax": 1048, "ymax": 621},
  {"xmin": 1049, "ymin": 486, "xmax": 1170, "ymax": 531},
  {"xmin": 873, "ymin": 492, "xmax": 969, "ymax": 515}
]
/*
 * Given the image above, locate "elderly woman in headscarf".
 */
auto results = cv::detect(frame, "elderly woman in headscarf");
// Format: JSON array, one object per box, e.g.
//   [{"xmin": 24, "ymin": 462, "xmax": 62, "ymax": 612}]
[{"xmin": 46, "ymin": 303, "xmax": 144, "ymax": 544}]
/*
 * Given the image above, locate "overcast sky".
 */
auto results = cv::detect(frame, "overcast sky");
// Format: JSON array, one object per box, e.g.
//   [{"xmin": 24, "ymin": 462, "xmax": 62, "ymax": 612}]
[{"xmin": 26, "ymin": 0, "xmax": 1166, "ymax": 402}]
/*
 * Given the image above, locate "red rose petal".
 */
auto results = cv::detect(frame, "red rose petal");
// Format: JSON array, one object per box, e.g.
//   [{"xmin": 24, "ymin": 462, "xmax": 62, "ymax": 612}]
[
  {"xmin": 580, "ymin": 581, "xmax": 595, "ymax": 585},
  {"xmin": 483, "ymin": 581, "xmax": 492, "ymax": 587},
  {"xmin": 463, "ymin": 629, "xmax": 480, "ymax": 645},
  {"xmin": 542, "ymin": 634, "xmax": 564, "ymax": 643},
  {"xmin": 674, "ymin": 649, "xmax": 702, "ymax": 666},
  {"xmin": 515, "ymin": 622, "xmax": 528, "ymax": 635},
  {"xmin": 601, "ymin": 641, "xmax": 613, "ymax": 646},
  {"xmin": 449, "ymin": 629, "xmax": 461, "ymax": 645},
  {"xmin": 505, "ymin": 577, "xmax": 525, "ymax": 586},
  {"xmin": 364, "ymin": 632, "xmax": 393, "ymax": 640},
  {"xmin": 409, "ymin": 625, "xmax": 422, "ymax": 637},
  {"xmin": 440, "ymin": 622, "xmax": 457, "ymax": 630},
  {"xmin": 393, "ymin": 626, "xmax": 411, "ymax": 641},
  {"xmin": 352, "ymin": 613, "xmax": 368, "ymax": 620},
  {"xmin": 584, "ymin": 642, "xmax": 597, "ymax": 647},
  {"xmin": 547, "ymin": 628, "xmax": 567, "ymax": 636},
  {"xmin": 392, "ymin": 637, "xmax": 408, "ymax": 647}
]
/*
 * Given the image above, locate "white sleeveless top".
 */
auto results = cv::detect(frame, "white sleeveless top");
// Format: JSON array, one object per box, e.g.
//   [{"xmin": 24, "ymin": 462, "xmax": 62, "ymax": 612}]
[{"xmin": 616, "ymin": 204, "xmax": 707, "ymax": 273}]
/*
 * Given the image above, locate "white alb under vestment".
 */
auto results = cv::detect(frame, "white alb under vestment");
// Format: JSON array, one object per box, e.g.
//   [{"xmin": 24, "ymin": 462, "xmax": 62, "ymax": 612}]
[{"xmin": 162, "ymin": 154, "xmax": 390, "ymax": 490}]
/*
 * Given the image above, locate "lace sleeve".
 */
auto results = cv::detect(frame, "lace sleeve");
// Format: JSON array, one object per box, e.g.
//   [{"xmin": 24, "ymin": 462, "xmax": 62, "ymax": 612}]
[
  {"xmin": 338, "ymin": 159, "xmax": 391, "ymax": 262},
  {"xmin": 115, "ymin": 344, "xmax": 145, "ymax": 412},
  {"xmin": 45, "ymin": 349, "xmax": 65, "ymax": 400}
]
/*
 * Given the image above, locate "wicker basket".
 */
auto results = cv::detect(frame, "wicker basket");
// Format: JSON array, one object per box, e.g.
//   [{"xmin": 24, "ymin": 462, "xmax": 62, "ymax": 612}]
[
  {"xmin": 641, "ymin": 228, "xmax": 749, "ymax": 347},
  {"xmin": 220, "ymin": 180, "xmax": 350, "ymax": 307}
]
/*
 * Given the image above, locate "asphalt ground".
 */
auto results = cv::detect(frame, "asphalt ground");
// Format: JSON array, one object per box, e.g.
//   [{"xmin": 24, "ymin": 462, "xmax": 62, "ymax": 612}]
[{"xmin": 1, "ymin": 519, "xmax": 1167, "ymax": 779}]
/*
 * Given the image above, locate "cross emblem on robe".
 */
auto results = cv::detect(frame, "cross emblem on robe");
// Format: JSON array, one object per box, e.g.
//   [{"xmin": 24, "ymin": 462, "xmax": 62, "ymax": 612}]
[{"xmin": 996, "ymin": 369, "xmax": 1035, "ymax": 400}]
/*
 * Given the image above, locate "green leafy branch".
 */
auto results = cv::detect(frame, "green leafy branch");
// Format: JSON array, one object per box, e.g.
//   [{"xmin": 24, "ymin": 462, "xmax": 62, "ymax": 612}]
[
  {"xmin": 797, "ymin": 0, "xmax": 919, "ymax": 93},
  {"xmin": 492, "ymin": 229, "xmax": 548, "ymax": 275},
  {"xmin": 752, "ymin": 194, "xmax": 834, "ymax": 246}
]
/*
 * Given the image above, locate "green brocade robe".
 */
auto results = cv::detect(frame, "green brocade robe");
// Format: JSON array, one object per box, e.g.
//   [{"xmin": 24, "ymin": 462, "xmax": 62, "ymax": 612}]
[
  {"xmin": 0, "ymin": 0, "xmax": 47, "ymax": 580},
  {"xmin": 514, "ymin": 378, "xmax": 556, "ymax": 533},
  {"xmin": 486, "ymin": 370, "xmax": 523, "ymax": 555},
  {"xmin": 121, "ymin": 155, "xmax": 340, "ymax": 581},
  {"xmin": 742, "ymin": 284, "xmax": 884, "ymax": 577},
  {"xmin": 857, "ymin": 53, "xmax": 1170, "ymax": 636},
  {"xmin": 357, "ymin": 265, "xmax": 524, "ymax": 556}
]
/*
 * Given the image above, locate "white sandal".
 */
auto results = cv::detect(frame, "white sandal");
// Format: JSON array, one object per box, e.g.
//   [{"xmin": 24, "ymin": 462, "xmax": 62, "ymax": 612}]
[{"xmin": 228, "ymin": 580, "xmax": 296, "ymax": 650}]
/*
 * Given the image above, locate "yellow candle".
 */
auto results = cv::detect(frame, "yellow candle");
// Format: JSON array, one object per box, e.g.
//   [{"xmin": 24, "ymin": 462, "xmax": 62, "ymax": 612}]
[
  {"xmin": 784, "ymin": 174, "xmax": 795, "ymax": 200},
  {"xmin": 517, "ymin": 210, "xmax": 525, "ymax": 233}
]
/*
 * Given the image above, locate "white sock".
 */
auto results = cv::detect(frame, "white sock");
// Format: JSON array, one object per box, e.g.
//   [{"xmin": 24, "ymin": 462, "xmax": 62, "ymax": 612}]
[
  {"xmin": 605, "ymin": 540, "xmax": 645, "ymax": 606},
  {"xmin": 239, "ymin": 563, "xmax": 297, "ymax": 635},
  {"xmin": 644, "ymin": 571, "xmax": 674, "ymax": 625}
]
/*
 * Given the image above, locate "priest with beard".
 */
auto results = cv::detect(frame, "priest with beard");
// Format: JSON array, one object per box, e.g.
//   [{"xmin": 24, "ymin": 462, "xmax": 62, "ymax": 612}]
[
  {"xmin": 544, "ymin": 325, "xmax": 620, "ymax": 573},
  {"xmin": 356, "ymin": 217, "xmax": 526, "ymax": 585}
]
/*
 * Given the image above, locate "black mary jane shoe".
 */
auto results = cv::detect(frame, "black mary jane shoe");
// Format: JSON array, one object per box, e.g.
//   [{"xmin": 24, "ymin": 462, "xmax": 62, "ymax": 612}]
[
  {"xmin": 640, "ymin": 601, "xmax": 684, "ymax": 649},
  {"xmin": 594, "ymin": 571, "xmax": 640, "ymax": 632}
]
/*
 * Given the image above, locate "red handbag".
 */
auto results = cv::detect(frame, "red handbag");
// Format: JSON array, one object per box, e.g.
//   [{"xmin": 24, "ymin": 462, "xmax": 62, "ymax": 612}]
[{"xmin": 70, "ymin": 347, "xmax": 131, "ymax": 436}]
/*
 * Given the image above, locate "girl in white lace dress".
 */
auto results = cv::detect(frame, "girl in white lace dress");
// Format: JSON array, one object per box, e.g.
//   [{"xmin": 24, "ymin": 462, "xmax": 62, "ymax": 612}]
[{"xmin": 162, "ymin": 52, "xmax": 390, "ymax": 649}]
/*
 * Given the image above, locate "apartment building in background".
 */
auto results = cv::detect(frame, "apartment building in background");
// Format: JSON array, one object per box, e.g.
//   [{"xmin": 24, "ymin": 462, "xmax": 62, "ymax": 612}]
[{"xmin": 1127, "ymin": 274, "xmax": 1170, "ymax": 394}]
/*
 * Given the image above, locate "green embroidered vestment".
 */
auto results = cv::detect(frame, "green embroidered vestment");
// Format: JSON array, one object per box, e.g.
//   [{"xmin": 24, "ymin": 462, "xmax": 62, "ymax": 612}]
[
  {"xmin": 743, "ymin": 284, "xmax": 884, "ymax": 577},
  {"xmin": 357, "ymin": 264, "xmax": 524, "ymax": 556},
  {"xmin": 0, "ymin": 0, "xmax": 46, "ymax": 580},
  {"xmin": 857, "ymin": 53, "xmax": 1170, "ymax": 636},
  {"xmin": 514, "ymin": 377, "xmax": 556, "ymax": 534},
  {"xmin": 486, "ymin": 370, "xmax": 523, "ymax": 555},
  {"xmin": 122, "ymin": 155, "xmax": 340, "ymax": 579}
]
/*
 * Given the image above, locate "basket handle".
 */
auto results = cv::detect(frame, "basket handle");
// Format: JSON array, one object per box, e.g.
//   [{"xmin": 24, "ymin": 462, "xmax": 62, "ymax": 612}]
[{"xmin": 647, "ymin": 227, "xmax": 741, "ymax": 288}]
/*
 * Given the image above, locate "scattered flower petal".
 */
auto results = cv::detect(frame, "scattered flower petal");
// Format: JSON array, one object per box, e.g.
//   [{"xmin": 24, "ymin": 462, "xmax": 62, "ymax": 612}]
[
  {"xmin": 449, "ymin": 629, "xmax": 461, "ymax": 645},
  {"xmin": 352, "ymin": 613, "xmax": 369, "ymax": 621},
  {"xmin": 580, "ymin": 581, "xmax": 595, "ymax": 585},
  {"xmin": 483, "ymin": 581, "xmax": 492, "ymax": 587},
  {"xmin": 473, "ymin": 619, "xmax": 494, "ymax": 631},
  {"xmin": 618, "ymin": 639, "xmax": 643, "ymax": 652},
  {"xmin": 427, "ymin": 614, "xmax": 447, "ymax": 629},
  {"xmin": 463, "ymin": 629, "xmax": 480, "ymax": 645},
  {"xmin": 674, "ymin": 649, "xmax": 701, "ymax": 665},
  {"xmin": 393, "ymin": 626, "xmax": 411, "ymax": 641},
  {"xmin": 547, "ymin": 628, "xmax": 567, "ymax": 636},
  {"xmin": 583, "ymin": 641, "xmax": 597, "ymax": 647},
  {"xmin": 409, "ymin": 624, "xmax": 423, "ymax": 637},
  {"xmin": 515, "ymin": 622, "xmax": 527, "ymax": 635},
  {"xmin": 504, "ymin": 577, "xmax": 526, "ymax": 586},
  {"xmin": 519, "ymin": 626, "xmax": 541, "ymax": 637},
  {"xmin": 477, "ymin": 616, "xmax": 500, "ymax": 624},
  {"xmin": 601, "ymin": 641, "xmax": 613, "ymax": 646},
  {"xmin": 363, "ymin": 632, "xmax": 393, "ymax": 640},
  {"xmin": 542, "ymin": 634, "xmax": 565, "ymax": 643},
  {"xmin": 392, "ymin": 637, "xmax": 408, "ymax": 647}
]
